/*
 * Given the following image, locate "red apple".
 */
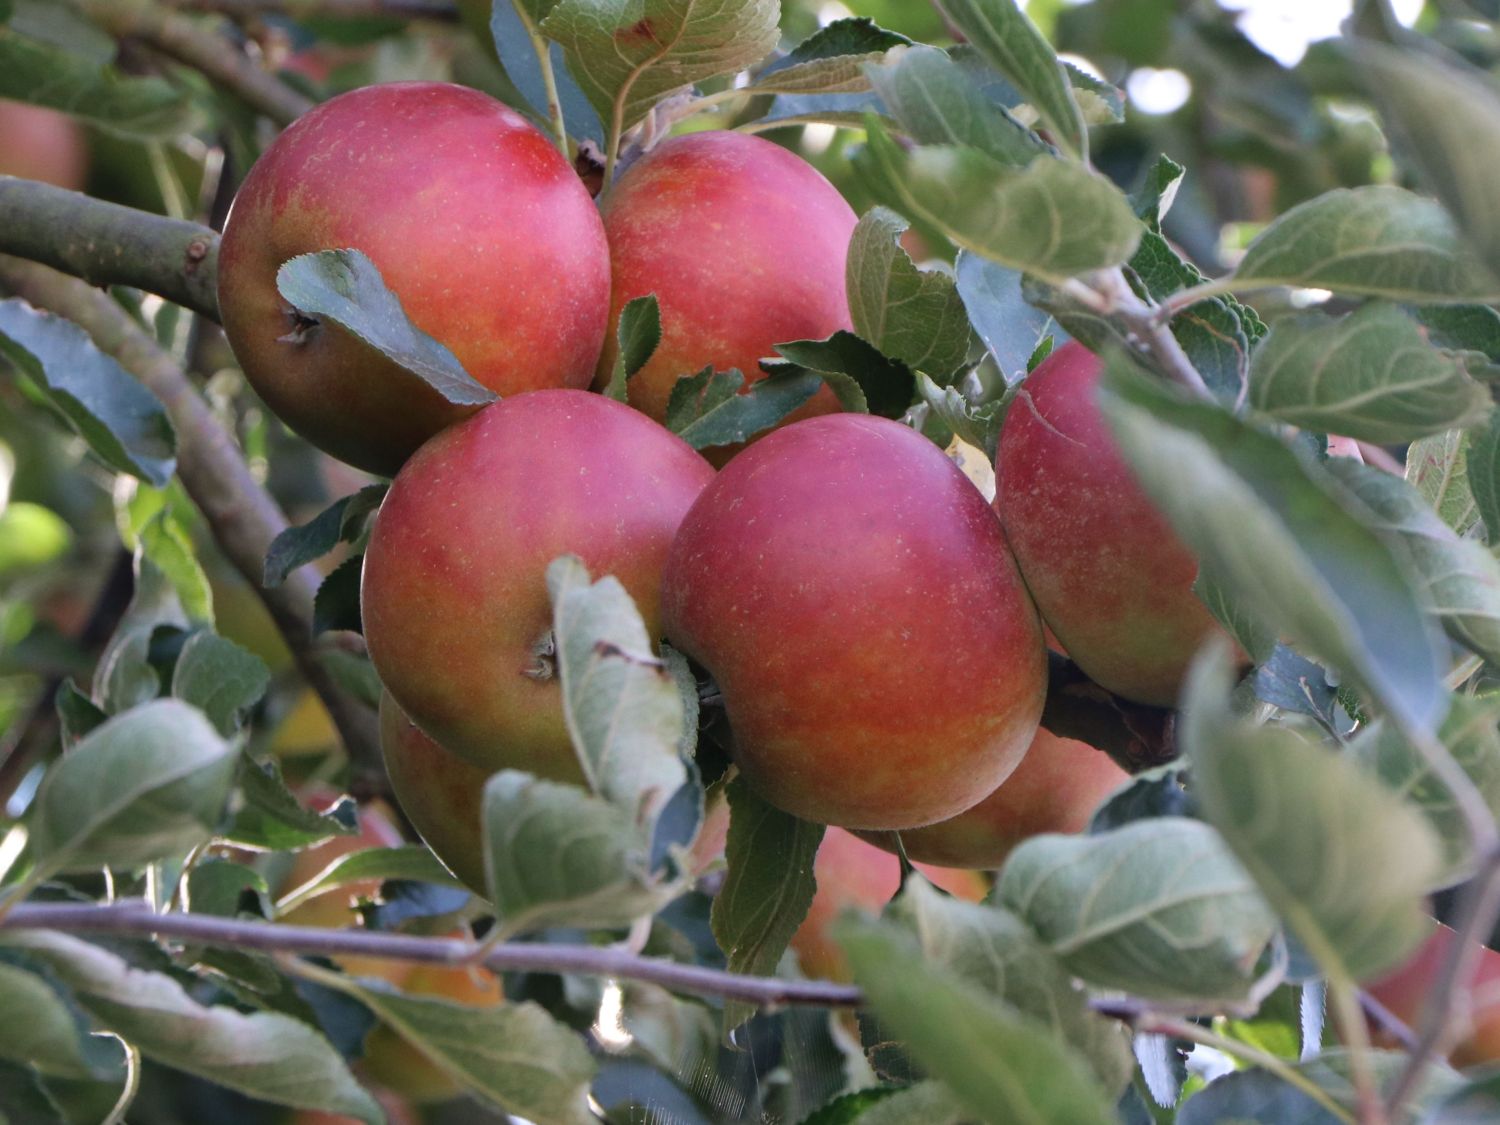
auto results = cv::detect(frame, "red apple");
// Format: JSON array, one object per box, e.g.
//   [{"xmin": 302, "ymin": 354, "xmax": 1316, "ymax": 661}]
[
  {"xmin": 1365, "ymin": 922, "xmax": 1500, "ymax": 1067},
  {"xmin": 361, "ymin": 390, "xmax": 716, "ymax": 773},
  {"xmin": 995, "ymin": 341, "xmax": 1229, "ymax": 706},
  {"xmin": 0, "ymin": 100, "xmax": 87, "ymax": 190},
  {"xmin": 218, "ymin": 82, "xmax": 610, "ymax": 476},
  {"xmin": 596, "ymin": 131, "xmax": 857, "ymax": 437},
  {"xmin": 662, "ymin": 413, "xmax": 1047, "ymax": 830},
  {"xmin": 790, "ymin": 828, "xmax": 988, "ymax": 984},
  {"xmin": 856, "ymin": 726, "xmax": 1129, "ymax": 869},
  {"xmin": 379, "ymin": 693, "xmax": 488, "ymax": 894}
]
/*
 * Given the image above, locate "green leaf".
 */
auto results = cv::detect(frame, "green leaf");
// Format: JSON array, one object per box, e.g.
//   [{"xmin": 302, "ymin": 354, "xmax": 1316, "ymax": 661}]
[
  {"xmin": 138, "ymin": 510, "xmax": 212, "ymax": 626},
  {"xmin": 1355, "ymin": 43, "xmax": 1500, "ymax": 287},
  {"xmin": 541, "ymin": 0, "xmax": 779, "ymax": 135},
  {"xmin": 0, "ymin": 501, "xmax": 70, "ymax": 574},
  {"xmin": 771, "ymin": 332, "xmax": 915, "ymax": 418},
  {"xmin": 937, "ymin": 0, "xmax": 1087, "ymax": 158},
  {"xmin": 224, "ymin": 757, "xmax": 357, "ymax": 851},
  {"xmin": 29, "ymin": 699, "xmax": 237, "ymax": 875},
  {"xmin": 185, "ymin": 858, "xmax": 270, "ymax": 918},
  {"xmin": 1412, "ymin": 304, "xmax": 1500, "ymax": 380},
  {"xmin": 916, "ymin": 373, "xmax": 1006, "ymax": 460},
  {"xmin": 1469, "ymin": 409, "xmax": 1500, "ymax": 547},
  {"xmin": 276, "ymin": 250, "xmax": 496, "ymax": 406},
  {"xmin": 1231, "ymin": 187, "xmax": 1500, "ymax": 303},
  {"xmin": 312, "ymin": 554, "xmax": 363, "ymax": 635},
  {"xmin": 0, "ymin": 930, "xmax": 380, "ymax": 1123},
  {"xmin": 1407, "ymin": 429, "xmax": 1482, "ymax": 539},
  {"xmin": 856, "ymin": 125, "xmax": 1141, "ymax": 284},
  {"xmin": 953, "ymin": 252, "xmax": 1065, "ymax": 384},
  {"xmin": 490, "ymin": 0, "xmax": 603, "ymax": 143},
  {"xmin": 0, "ymin": 1059, "xmax": 68, "ymax": 1125},
  {"xmin": 603, "ymin": 294, "xmax": 662, "ymax": 403},
  {"xmin": 263, "ymin": 484, "xmax": 386, "ymax": 588},
  {"xmin": 1350, "ymin": 696, "xmax": 1500, "ymax": 888},
  {"xmin": 1096, "ymin": 354, "xmax": 1447, "ymax": 735},
  {"xmin": 54, "ymin": 679, "xmax": 105, "ymax": 748},
  {"xmin": 0, "ymin": 299, "xmax": 175, "ymax": 487},
  {"xmin": 0, "ymin": 26, "xmax": 199, "ymax": 138},
  {"xmin": 482, "ymin": 771, "xmax": 680, "ymax": 935},
  {"xmin": 0, "ymin": 955, "xmax": 123, "ymax": 1080},
  {"xmin": 840, "ymin": 1082, "xmax": 966, "ymax": 1125},
  {"xmin": 326, "ymin": 979, "xmax": 596, "ymax": 1125},
  {"xmin": 546, "ymin": 555, "xmax": 688, "ymax": 817},
  {"xmin": 1181, "ymin": 645, "xmax": 1443, "ymax": 981},
  {"xmin": 998, "ymin": 818, "xmax": 1277, "ymax": 1003},
  {"xmin": 748, "ymin": 17, "xmax": 910, "ymax": 95},
  {"xmin": 1131, "ymin": 153, "xmax": 1185, "ymax": 229},
  {"xmin": 665, "ymin": 367, "xmax": 822, "ymax": 450},
  {"xmin": 276, "ymin": 845, "xmax": 464, "ymax": 915},
  {"xmin": 1177, "ymin": 1068, "xmax": 1342, "ymax": 1125},
  {"xmin": 1249, "ymin": 303, "xmax": 1492, "ymax": 444},
  {"xmin": 709, "ymin": 777, "xmax": 823, "ymax": 1034},
  {"xmin": 170, "ymin": 632, "xmax": 269, "ymax": 737},
  {"xmin": 890, "ymin": 877, "xmax": 1133, "ymax": 1094},
  {"xmin": 1326, "ymin": 458, "xmax": 1500, "ymax": 668},
  {"xmin": 864, "ymin": 45, "xmax": 1046, "ymax": 167},
  {"xmin": 845, "ymin": 208, "xmax": 974, "ymax": 377},
  {"xmin": 95, "ymin": 555, "xmax": 183, "ymax": 714},
  {"xmin": 837, "ymin": 918, "xmax": 1119, "ymax": 1125}
]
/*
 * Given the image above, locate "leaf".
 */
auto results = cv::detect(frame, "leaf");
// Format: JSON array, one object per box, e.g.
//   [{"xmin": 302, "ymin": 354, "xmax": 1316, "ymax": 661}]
[
  {"xmin": 1326, "ymin": 458, "xmax": 1500, "ymax": 668},
  {"xmin": 1231, "ymin": 186, "xmax": 1500, "ymax": 303},
  {"xmin": 937, "ymin": 0, "xmax": 1087, "ymax": 158},
  {"xmin": 541, "ymin": 0, "xmax": 780, "ymax": 135},
  {"xmin": 224, "ymin": 757, "xmax": 358, "ymax": 851},
  {"xmin": 1349, "ymin": 696, "xmax": 1500, "ymax": 888},
  {"xmin": 29, "ymin": 699, "xmax": 237, "ymax": 875},
  {"xmin": 603, "ymin": 295, "xmax": 662, "ymax": 403},
  {"xmin": 490, "ymin": 0, "xmax": 604, "ymax": 143},
  {"xmin": 0, "ymin": 298, "xmax": 175, "ymax": 487},
  {"xmin": 953, "ymin": 252, "xmax": 1066, "ymax": 384},
  {"xmin": 1249, "ymin": 303, "xmax": 1492, "ymax": 444},
  {"xmin": 998, "ymin": 817, "xmax": 1277, "ymax": 1002},
  {"xmin": 0, "ymin": 955, "xmax": 123, "ymax": 1080},
  {"xmin": 837, "ymin": 918, "xmax": 1119, "ymax": 1125},
  {"xmin": 276, "ymin": 250, "xmax": 496, "ymax": 406},
  {"xmin": 709, "ymin": 776, "xmax": 823, "ymax": 1034},
  {"xmin": 842, "ymin": 1082, "xmax": 967, "ymax": 1125},
  {"xmin": 1469, "ymin": 409, "xmax": 1500, "ymax": 547},
  {"xmin": 855, "ymin": 125, "xmax": 1141, "ymax": 285},
  {"xmin": 749, "ymin": 17, "xmax": 910, "ymax": 95},
  {"xmin": 54, "ymin": 680, "xmax": 105, "ymax": 749},
  {"xmin": 771, "ymin": 332, "xmax": 915, "ymax": 418},
  {"xmin": 1252, "ymin": 645, "xmax": 1341, "ymax": 731},
  {"xmin": 1132, "ymin": 153, "xmax": 1185, "ymax": 229},
  {"xmin": 263, "ymin": 485, "xmax": 386, "ymax": 588},
  {"xmin": 482, "ymin": 771, "xmax": 680, "ymax": 935},
  {"xmin": 1096, "ymin": 354, "xmax": 1447, "ymax": 735},
  {"xmin": 185, "ymin": 858, "xmax": 270, "ymax": 918},
  {"xmin": 0, "ymin": 930, "xmax": 380, "ymax": 1123},
  {"xmin": 312, "ymin": 554, "xmax": 363, "ymax": 635},
  {"xmin": 1087, "ymin": 763, "xmax": 1194, "ymax": 832},
  {"xmin": 845, "ymin": 208, "xmax": 974, "ymax": 378},
  {"xmin": 170, "ymin": 632, "xmax": 270, "ymax": 737},
  {"xmin": 95, "ymin": 556, "xmax": 183, "ymax": 714},
  {"xmin": 865, "ymin": 45, "xmax": 1047, "ymax": 167},
  {"xmin": 1177, "ymin": 1068, "xmax": 1342, "ymax": 1125},
  {"xmin": 138, "ymin": 510, "xmax": 212, "ymax": 626},
  {"xmin": 890, "ymin": 877, "xmax": 1133, "ymax": 1094},
  {"xmin": 665, "ymin": 367, "xmax": 823, "ymax": 450},
  {"xmin": 916, "ymin": 373, "xmax": 1006, "ymax": 460},
  {"xmin": 1407, "ymin": 428, "xmax": 1482, "ymax": 539},
  {"xmin": 0, "ymin": 26, "xmax": 199, "ymax": 138},
  {"xmin": 276, "ymin": 846, "xmax": 465, "ymax": 914},
  {"xmin": 0, "ymin": 1059, "xmax": 67, "ymax": 1125},
  {"xmin": 1181, "ymin": 645, "xmax": 1443, "ymax": 981},
  {"xmin": 1427, "ymin": 1069, "xmax": 1500, "ymax": 1123},
  {"xmin": 1412, "ymin": 303, "xmax": 1500, "ymax": 379}
]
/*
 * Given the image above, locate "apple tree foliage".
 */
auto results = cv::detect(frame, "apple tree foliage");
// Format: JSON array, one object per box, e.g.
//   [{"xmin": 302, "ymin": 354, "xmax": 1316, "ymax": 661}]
[{"xmin": 5, "ymin": 0, "xmax": 1500, "ymax": 1123}]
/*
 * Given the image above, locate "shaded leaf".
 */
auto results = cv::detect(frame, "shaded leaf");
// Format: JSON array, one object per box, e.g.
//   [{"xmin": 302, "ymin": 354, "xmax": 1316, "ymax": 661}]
[
  {"xmin": 0, "ymin": 954, "xmax": 123, "ymax": 1080},
  {"xmin": 771, "ymin": 332, "xmax": 914, "ymax": 418},
  {"xmin": 916, "ymin": 373, "xmax": 1006, "ymax": 460},
  {"xmin": 312, "ymin": 554, "xmax": 363, "ymax": 635},
  {"xmin": 223, "ymin": 757, "xmax": 357, "ymax": 851},
  {"xmin": 954, "ymin": 252, "xmax": 1066, "ymax": 384},
  {"xmin": 276, "ymin": 846, "xmax": 464, "ymax": 915},
  {"xmin": 665, "ymin": 367, "xmax": 822, "ymax": 449},
  {"xmin": 1468, "ymin": 409, "xmax": 1500, "ymax": 547},
  {"xmin": 263, "ymin": 485, "xmax": 386, "ymax": 588}
]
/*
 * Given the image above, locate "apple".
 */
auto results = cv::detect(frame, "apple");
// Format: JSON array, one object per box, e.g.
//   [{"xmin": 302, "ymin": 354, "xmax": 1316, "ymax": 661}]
[
  {"xmin": 595, "ymin": 131, "xmax": 857, "ymax": 437},
  {"xmin": 790, "ymin": 827, "xmax": 988, "ymax": 984},
  {"xmin": 278, "ymin": 790, "xmax": 404, "ymax": 930},
  {"xmin": 1365, "ymin": 922, "xmax": 1500, "ymax": 1067},
  {"xmin": 856, "ymin": 726, "xmax": 1129, "ymax": 869},
  {"xmin": 662, "ymin": 413, "xmax": 1047, "ymax": 830},
  {"xmin": 362, "ymin": 389, "xmax": 716, "ymax": 773},
  {"xmin": 217, "ymin": 81, "xmax": 610, "ymax": 476},
  {"xmin": 995, "ymin": 341, "xmax": 1229, "ymax": 706},
  {"xmin": 379, "ymin": 693, "xmax": 489, "ymax": 894},
  {"xmin": 0, "ymin": 100, "xmax": 87, "ymax": 190}
]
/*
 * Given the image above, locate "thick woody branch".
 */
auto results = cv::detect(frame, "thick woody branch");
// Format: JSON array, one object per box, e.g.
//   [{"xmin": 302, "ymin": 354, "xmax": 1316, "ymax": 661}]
[
  {"xmin": 164, "ymin": 0, "xmax": 459, "ymax": 17},
  {"xmin": 0, "ymin": 178, "xmax": 221, "ymax": 322},
  {"xmin": 0, "ymin": 901, "xmax": 863, "ymax": 1009},
  {"xmin": 0, "ymin": 256, "xmax": 381, "ymax": 780},
  {"xmin": 81, "ymin": 0, "xmax": 313, "ymax": 127}
]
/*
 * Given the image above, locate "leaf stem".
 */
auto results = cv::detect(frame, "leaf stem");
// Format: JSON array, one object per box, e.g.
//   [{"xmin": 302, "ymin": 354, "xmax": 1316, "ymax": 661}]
[
  {"xmin": 1156, "ymin": 277, "xmax": 1240, "ymax": 321},
  {"xmin": 0, "ymin": 900, "xmax": 866, "ymax": 1009},
  {"xmin": 100, "ymin": 1042, "xmax": 141, "ymax": 1125},
  {"xmin": 512, "ymin": 1, "xmax": 568, "ymax": 157},
  {"xmin": 1326, "ymin": 971, "xmax": 1388, "ymax": 1125}
]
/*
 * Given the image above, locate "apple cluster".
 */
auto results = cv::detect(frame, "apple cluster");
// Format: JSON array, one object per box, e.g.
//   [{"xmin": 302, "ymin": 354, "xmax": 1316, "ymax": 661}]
[{"xmin": 218, "ymin": 81, "xmax": 1228, "ymax": 901}]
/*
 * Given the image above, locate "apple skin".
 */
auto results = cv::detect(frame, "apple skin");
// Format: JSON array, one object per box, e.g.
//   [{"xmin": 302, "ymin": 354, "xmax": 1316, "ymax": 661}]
[
  {"xmin": 379, "ymin": 693, "xmax": 488, "ymax": 894},
  {"xmin": 218, "ymin": 81, "xmax": 609, "ymax": 476},
  {"xmin": 790, "ymin": 828, "xmax": 988, "ymax": 984},
  {"xmin": 995, "ymin": 341, "xmax": 1228, "ymax": 706},
  {"xmin": 595, "ymin": 131, "xmax": 856, "ymax": 434},
  {"xmin": 662, "ymin": 413, "xmax": 1047, "ymax": 830},
  {"xmin": 362, "ymin": 389, "xmax": 716, "ymax": 774},
  {"xmin": 1365, "ymin": 922, "xmax": 1500, "ymax": 1067},
  {"xmin": 855, "ymin": 726, "xmax": 1129, "ymax": 869},
  {"xmin": 0, "ymin": 100, "xmax": 87, "ymax": 189}
]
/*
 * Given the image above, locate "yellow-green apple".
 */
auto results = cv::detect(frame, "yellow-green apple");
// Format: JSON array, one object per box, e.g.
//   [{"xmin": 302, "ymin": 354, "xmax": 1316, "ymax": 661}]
[
  {"xmin": 662, "ymin": 413, "xmax": 1047, "ymax": 829},
  {"xmin": 379, "ymin": 693, "xmax": 489, "ymax": 894},
  {"xmin": 0, "ymin": 100, "xmax": 87, "ymax": 189},
  {"xmin": 857, "ymin": 727, "xmax": 1129, "ymax": 869},
  {"xmin": 790, "ymin": 828, "xmax": 988, "ymax": 984},
  {"xmin": 1365, "ymin": 921, "xmax": 1500, "ymax": 1067},
  {"xmin": 595, "ymin": 131, "xmax": 857, "ymax": 437},
  {"xmin": 361, "ymin": 389, "xmax": 715, "ymax": 772},
  {"xmin": 995, "ymin": 341, "xmax": 1230, "ymax": 706},
  {"xmin": 218, "ymin": 81, "xmax": 609, "ymax": 476}
]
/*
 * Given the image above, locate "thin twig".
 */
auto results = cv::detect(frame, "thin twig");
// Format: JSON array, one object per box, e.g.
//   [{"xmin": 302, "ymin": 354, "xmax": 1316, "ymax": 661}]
[
  {"xmin": 164, "ymin": 0, "xmax": 458, "ymax": 17},
  {"xmin": 0, "ymin": 901, "xmax": 864, "ymax": 1009},
  {"xmin": 1059, "ymin": 270, "xmax": 1214, "ymax": 401}
]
